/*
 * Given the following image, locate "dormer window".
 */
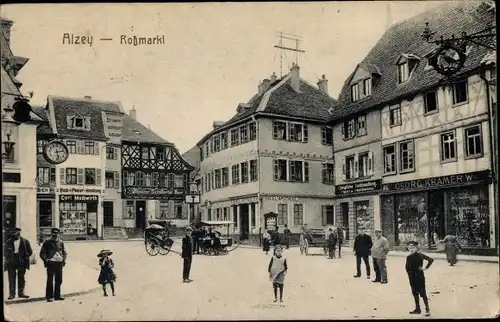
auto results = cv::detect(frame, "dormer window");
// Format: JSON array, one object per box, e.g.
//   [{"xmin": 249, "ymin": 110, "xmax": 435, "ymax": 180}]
[
  {"xmin": 396, "ymin": 54, "xmax": 420, "ymax": 84},
  {"xmin": 67, "ymin": 115, "xmax": 91, "ymax": 131},
  {"xmin": 351, "ymin": 83, "xmax": 360, "ymax": 102},
  {"xmin": 363, "ymin": 78, "xmax": 372, "ymax": 96}
]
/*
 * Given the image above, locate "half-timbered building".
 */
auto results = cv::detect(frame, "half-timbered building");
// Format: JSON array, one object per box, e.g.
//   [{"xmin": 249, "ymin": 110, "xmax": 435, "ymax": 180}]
[{"xmin": 121, "ymin": 108, "xmax": 194, "ymax": 231}]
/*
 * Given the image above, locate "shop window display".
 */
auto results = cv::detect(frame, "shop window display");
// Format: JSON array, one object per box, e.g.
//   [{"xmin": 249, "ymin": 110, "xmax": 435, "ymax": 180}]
[
  {"xmin": 354, "ymin": 201, "xmax": 372, "ymax": 234},
  {"xmin": 394, "ymin": 193, "xmax": 427, "ymax": 246},
  {"xmin": 60, "ymin": 202, "xmax": 87, "ymax": 235},
  {"xmin": 445, "ymin": 186, "xmax": 490, "ymax": 248}
]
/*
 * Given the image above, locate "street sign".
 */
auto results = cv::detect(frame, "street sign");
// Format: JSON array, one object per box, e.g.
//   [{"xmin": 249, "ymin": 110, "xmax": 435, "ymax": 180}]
[{"xmin": 185, "ymin": 194, "xmax": 200, "ymax": 204}]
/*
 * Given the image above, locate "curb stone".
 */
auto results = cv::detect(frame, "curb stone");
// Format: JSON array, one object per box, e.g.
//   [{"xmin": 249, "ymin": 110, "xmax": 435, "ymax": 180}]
[{"xmin": 4, "ymin": 287, "xmax": 102, "ymax": 305}]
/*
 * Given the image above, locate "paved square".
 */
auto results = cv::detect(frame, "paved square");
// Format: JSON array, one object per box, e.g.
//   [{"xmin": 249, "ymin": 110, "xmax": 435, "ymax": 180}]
[{"xmin": 4, "ymin": 241, "xmax": 499, "ymax": 320}]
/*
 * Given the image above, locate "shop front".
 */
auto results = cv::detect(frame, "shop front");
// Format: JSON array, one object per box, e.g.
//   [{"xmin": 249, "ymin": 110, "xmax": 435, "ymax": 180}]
[
  {"xmin": 37, "ymin": 186, "xmax": 56, "ymax": 241},
  {"xmin": 380, "ymin": 170, "xmax": 494, "ymax": 253},
  {"xmin": 58, "ymin": 194, "xmax": 100, "ymax": 240},
  {"xmin": 334, "ymin": 179, "xmax": 382, "ymax": 242}
]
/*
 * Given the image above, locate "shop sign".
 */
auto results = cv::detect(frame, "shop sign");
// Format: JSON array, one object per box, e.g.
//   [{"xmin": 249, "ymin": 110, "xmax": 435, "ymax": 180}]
[
  {"xmin": 59, "ymin": 195, "xmax": 99, "ymax": 202},
  {"xmin": 263, "ymin": 195, "xmax": 299, "ymax": 202},
  {"xmin": 3, "ymin": 172, "xmax": 21, "ymax": 183},
  {"xmin": 59, "ymin": 187, "xmax": 105, "ymax": 194},
  {"xmin": 230, "ymin": 196, "xmax": 259, "ymax": 205},
  {"xmin": 37, "ymin": 187, "xmax": 54, "ymax": 194},
  {"xmin": 122, "ymin": 186, "xmax": 185, "ymax": 200},
  {"xmin": 335, "ymin": 179, "xmax": 382, "ymax": 196},
  {"xmin": 382, "ymin": 170, "xmax": 491, "ymax": 193}
]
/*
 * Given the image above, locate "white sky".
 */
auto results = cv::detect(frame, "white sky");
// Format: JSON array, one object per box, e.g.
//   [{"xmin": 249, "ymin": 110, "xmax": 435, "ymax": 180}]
[{"xmin": 1, "ymin": 1, "xmax": 447, "ymax": 153}]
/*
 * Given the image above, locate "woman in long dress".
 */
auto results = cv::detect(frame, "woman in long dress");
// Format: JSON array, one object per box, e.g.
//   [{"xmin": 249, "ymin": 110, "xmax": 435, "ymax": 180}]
[
  {"xmin": 263, "ymin": 231, "xmax": 271, "ymax": 255},
  {"xmin": 441, "ymin": 234, "xmax": 463, "ymax": 266}
]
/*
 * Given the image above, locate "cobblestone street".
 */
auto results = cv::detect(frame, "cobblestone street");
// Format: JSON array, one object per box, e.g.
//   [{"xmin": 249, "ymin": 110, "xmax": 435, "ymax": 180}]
[{"xmin": 4, "ymin": 241, "xmax": 499, "ymax": 320}]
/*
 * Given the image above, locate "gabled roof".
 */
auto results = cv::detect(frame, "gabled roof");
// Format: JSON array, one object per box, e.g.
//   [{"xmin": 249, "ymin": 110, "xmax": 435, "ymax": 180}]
[
  {"xmin": 331, "ymin": 1, "xmax": 496, "ymax": 122},
  {"xmin": 121, "ymin": 114, "xmax": 172, "ymax": 145},
  {"xmin": 48, "ymin": 96, "xmax": 122, "ymax": 141},
  {"xmin": 197, "ymin": 72, "xmax": 337, "ymax": 145},
  {"xmin": 32, "ymin": 106, "xmax": 54, "ymax": 135}
]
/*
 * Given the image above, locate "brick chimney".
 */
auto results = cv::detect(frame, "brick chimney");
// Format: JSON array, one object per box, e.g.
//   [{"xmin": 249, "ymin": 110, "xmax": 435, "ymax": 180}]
[
  {"xmin": 290, "ymin": 63, "xmax": 300, "ymax": 92},
  {"xmin": 1, "ymin": 18, "xmax": 13, "ymax": 47},
  {"xmin": 129, "ymin": 106, "xmax": 136, "ymax": 120},
  {"xmin": 84, "ymin": 95, "xmax": 92, "ymax": 100},
  {"xmin": 270, "ymin": 72, "xmax": 277, "ymax": 83},
  {"xmin": 317, "ymin": 75, "xmax": 328, "ymax": 95}
]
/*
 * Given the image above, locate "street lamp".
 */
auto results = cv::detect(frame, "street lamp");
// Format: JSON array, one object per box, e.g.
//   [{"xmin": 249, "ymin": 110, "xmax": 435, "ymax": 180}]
[{"xmin": 2, "ymin": 104, "xmax": 20, "ymax": 164}]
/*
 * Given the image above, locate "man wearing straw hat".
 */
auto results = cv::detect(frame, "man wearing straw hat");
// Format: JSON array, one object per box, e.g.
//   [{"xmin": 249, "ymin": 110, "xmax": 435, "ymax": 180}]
[
  {"xmin": 40, "ymin": 228, "xmax": 67, "ymax": 302},
  {"xmin": 4, "ymin": 227, "xmax": 34, "ymax": 300},
  {"xmin": 181, "ymin": 227, "xmax": 194, "ymax": 283}
]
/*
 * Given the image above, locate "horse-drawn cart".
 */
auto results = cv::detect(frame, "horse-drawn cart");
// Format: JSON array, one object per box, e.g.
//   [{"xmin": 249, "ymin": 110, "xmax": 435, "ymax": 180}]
[
  {"xmin": 198, "ymin": 220, "xmax": 233, "ymax": 256},
  {"xmin": 299, "ymin": 227, "xmax": 328, "ymax": 255},
  {"xmin": 144, "ymin": 219, "xmax": 174, "ymax": 256}
]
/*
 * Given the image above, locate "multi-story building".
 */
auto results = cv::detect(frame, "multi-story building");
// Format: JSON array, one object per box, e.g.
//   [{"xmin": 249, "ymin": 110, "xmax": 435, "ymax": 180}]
[
  {"xmin": 36, "ymin": 96, "xmax": 111, "ymax": 240},
  {"xmin": 332, "ymin": 1, "xmax": 497, "ymax": 253},
  {"xmin": 198, "ymin": 64, "xmax": 337, "ymax": 243},
  {"xmin": 182, "ymin": 145, "xmax": 203, "ymax": 222},
  {"xmin": 1, "ymin": 17, "xmax": 42, "ymax": 243},
  {"xmin": 120, "ymin": 108, "xmax": 194, "ymax": 233}
]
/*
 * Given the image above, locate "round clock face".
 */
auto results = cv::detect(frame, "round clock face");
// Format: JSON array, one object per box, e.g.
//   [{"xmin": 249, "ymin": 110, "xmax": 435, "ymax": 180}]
[{"xmin": 43, "ymin": 140, "xmax": 69, "ymax": 165}]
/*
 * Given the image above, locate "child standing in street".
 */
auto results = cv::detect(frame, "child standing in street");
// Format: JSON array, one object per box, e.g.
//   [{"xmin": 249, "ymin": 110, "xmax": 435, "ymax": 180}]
[
  {"xmin": 97, "ymin": 249, "xmax": 116, "ymax": 296},
  {"xmin": 268, "ymin": 244, "xmax": 288, "ymax": 303},
  {"xmin": 405, "ymin": 241, "xmax": 434, "ymax": 317}
]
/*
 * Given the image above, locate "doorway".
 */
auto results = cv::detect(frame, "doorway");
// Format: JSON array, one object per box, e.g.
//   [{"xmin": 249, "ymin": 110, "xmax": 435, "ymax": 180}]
[
  {"xmin": 240, "ymin": 204, "xmax": 249, "ymax": 240},
  {"xmin": 103, "ymin": 201, "xmax": 114, "ymax": 227},
  {"xmin": 340, "ymin": 202, "xmax": 350, "ymax": 240},
  {"xmin": 135, "ymin": 201, "xmax": 146, "ymax": 229},
  {"xmin": 3, "ymin": 195, "xmax": 17, "ymax": 232}
]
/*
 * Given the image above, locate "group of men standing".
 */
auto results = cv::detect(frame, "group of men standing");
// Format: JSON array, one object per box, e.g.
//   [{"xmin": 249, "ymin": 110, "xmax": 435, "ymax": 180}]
[
  {"xmin": 4, "ymin": 227, "xmax": 67, "ymax": 302},
  {"xmin": 326, "ymin": 225, "xmax": 345, "ymax": 258},
  {"xmin": 353, "ymin": 228, "xmax": 390, "ymax": 284}
]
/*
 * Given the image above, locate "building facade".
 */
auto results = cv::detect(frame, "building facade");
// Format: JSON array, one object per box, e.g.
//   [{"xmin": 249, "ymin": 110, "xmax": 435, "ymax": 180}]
[
  {"xmin": 120, "ymin": 108, "xmax": 194, "ymax": 232},
  {"xmin": 331, "ymin": 1, "xmax": 497, "ymax": 253},
  {"xmin": 198, "ymin": 65, "xmax": 337, "ymax": 242},
  {"xmin": 1, "ymin": 17, "xmax": 42, "ymax": 243}
]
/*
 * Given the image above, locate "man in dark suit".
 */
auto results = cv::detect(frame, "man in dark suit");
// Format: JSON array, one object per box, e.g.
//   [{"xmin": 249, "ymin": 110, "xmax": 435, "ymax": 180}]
[
  {"xmin": 181, "ymin": 227, "xmax": 194, "ymax": 283},
  {"xmin": 353, "ymin": 228, "xmax": 373, "ymax": 279},
  {"xmin": 40, "ymin": 228, "xmax": 67, "ymax": 302},
  {"xmin": 4, "ymin": 227, "xmax": 33, "ymax": 299}
]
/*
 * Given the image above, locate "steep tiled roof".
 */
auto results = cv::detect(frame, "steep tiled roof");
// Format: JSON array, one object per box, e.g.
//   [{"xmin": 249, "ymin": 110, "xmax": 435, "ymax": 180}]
[
  {"xmin": 331, "ymin": 1, "xmax": 496, "ymax": 122},
  {"xmin": 32, "ymin": 106, "xmax": 54, "ymax": 135},
  {"xmin": 1, "ymin": 65, "xmax": 20, "ymax": 96},
  {"xmin": 49, "ymin": 96, "xmax": 121, "ymax": 141},
  {"xmin": 197, "ymin": 74, "xmax": 337, "ymax": 145},
  {"xmin": 0, "ymin": 20, "xmax": 13, "ymax": 61},
  {"xmin": 181, "ymin": 145, "xmax": 201, "ymax": 180},
  {"xmin": 121, "ymin": 114, "xmax": 172, "ymax": 145}
]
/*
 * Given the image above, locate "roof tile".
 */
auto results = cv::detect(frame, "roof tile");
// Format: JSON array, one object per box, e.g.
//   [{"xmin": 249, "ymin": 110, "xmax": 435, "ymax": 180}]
[{"xmin": 121, "ymin": 114, "xmax": 172, "ymax": 145}]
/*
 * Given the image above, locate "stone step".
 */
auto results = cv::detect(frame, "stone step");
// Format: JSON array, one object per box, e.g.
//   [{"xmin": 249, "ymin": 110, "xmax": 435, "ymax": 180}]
[{"xmin": 103, "ymin": 227, "xmax": 128, "ymax": 240}]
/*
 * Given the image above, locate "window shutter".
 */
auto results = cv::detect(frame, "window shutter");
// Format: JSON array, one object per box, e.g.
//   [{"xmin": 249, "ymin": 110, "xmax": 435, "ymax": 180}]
[
  {"xmin": 321, "ymin": 164, "xmax": 326, "ymax": 183},
  {"xmin": 303, "ymin": 125, "xmax": 308, "ymax": 143},
  {"xmin": 273, "ymin": 160, "xmax": 279, "ymax": 181},
  {"xmin": 368, "ymin": 152, "xmax": 374, "ymax": 176},
  {"xmin": 321, "ymin": 206, "xmax": 327, "ymax": 226},
  {"xmin": 114, "ymin": 171, "xmax": 120, "ymax": 189},
  {"xmin": 75, "ymin": 141, "xmax": 81, "ymax": 154},
  {"xmin": 113, "ymin": 148, "xmax": 118, "ymax": 160},
  {"xmin": 94, "ymin": 142, "xmax": 100, "ymax": 155},
  {"xmin": 304, "ymin": 162, "xmax": 309, "ymax": 182},
  {"xmin": 123, "ymin": 171, "xmax": 128, "ymax": 186},
  {"xmin": 66, "ymin": 116, "xmax": 73, "ymax": 128},
  {"xmin": 96, "ymin": 169, "xmax": 101, "ymax": 185},
  {"xmin": 60, "ymin": 168, "xmax": 66, "ymax": 185},
  {"xmin": 354, "ymin": 157, "xmax": 359, "ymax": 179},
  {"xmin": 77, "ymin": 168, "xmax": 84, "ymax": 185},
  {"xmin": 288, "ymin": 123, "xmax": 294, "ymax": 141},
  {"xmin": 342, "ymin": 159, "xmax": 346, "ymax": 181}
]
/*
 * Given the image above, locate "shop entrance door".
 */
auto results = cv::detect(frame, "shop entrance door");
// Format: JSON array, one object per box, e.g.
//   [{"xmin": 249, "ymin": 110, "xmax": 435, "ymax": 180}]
[
  {"xmin": 3, "ymin": 196, "xmax": 17, "ymax": 238},
  {"xmin": 135, "ymin": 201, "xmax": 146, "ymax": 229},
  {"xmin": 103, "ymin": 202, "xmax": 114, "ymax": 227},
  {"xmin": 240, "ymin": 204, "xmax": 249, "ymax": 240},
  {"xmin": 340, "ymin": 202, "xmax": 349, "ymax": 240}
]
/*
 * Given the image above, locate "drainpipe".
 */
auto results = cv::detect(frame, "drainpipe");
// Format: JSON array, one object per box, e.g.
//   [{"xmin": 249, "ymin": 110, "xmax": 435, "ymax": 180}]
[
  {"xmin": 251, "ymin": 114, "xmax": 262, "ymax": 240},
  {"xmin": 479, "ymin": 68, "xmax": 498, "ymax": 255}
]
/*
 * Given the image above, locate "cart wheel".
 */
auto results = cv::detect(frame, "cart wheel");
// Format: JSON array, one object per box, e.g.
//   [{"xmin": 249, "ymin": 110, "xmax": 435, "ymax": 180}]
[
  {"xmin": 304, "ymin": 239, "xmax": 309, "ymax": 255},
  {"xmin": 145, "ymin": 238, "xmax": 160, "ymax": 256},
  {"xmin": 159, "ymin": 245, "xmax": 171, "ymax": 255}
]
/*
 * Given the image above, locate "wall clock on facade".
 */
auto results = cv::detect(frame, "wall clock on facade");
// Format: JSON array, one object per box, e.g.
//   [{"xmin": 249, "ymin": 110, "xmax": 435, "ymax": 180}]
[{"xmin": 43, "ymin": 140, "xmax": 69, "ymax": 165}]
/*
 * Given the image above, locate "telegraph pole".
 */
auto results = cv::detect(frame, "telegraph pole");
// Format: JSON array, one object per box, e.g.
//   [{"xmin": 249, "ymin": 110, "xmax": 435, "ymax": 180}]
[{"xmin": 274, "ymin": 32, "xmax": 306, "ymax": 77}]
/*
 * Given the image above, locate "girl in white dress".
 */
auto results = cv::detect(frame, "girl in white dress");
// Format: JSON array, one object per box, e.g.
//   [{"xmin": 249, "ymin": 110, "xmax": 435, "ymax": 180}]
[{"xmin": 268, "ymin": 245, "xmax": 288, "ymax": 302}]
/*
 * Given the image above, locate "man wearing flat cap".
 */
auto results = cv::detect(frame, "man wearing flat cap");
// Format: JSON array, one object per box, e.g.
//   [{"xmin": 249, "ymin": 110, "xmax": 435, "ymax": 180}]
[
  {"xmin": 371, "ymin": 228, "xmax": 390, "ymax": 283},
  {"xmin": 4, "ymin": 227, "xmax": 34, "ymax": 300},
  {"xmin": 181, "ymin": 227, "xmax": 194, "ymax": 283},
  {"xmin": 40, "ymin": 228, "xmax": 67, "ymax": 302}
]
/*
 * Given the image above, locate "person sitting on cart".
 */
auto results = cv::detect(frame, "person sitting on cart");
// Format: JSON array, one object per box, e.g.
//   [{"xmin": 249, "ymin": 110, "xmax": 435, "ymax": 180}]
[{"xmin": 208, "ymin": 228, "xmax": 222, "ymax": 254}]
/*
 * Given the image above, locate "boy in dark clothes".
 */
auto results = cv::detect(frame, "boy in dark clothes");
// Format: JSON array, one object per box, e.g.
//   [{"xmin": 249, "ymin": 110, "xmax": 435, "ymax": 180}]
[{"xmin": 405, "ymin": 241, "xmax": 434, "ymax": 317}]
